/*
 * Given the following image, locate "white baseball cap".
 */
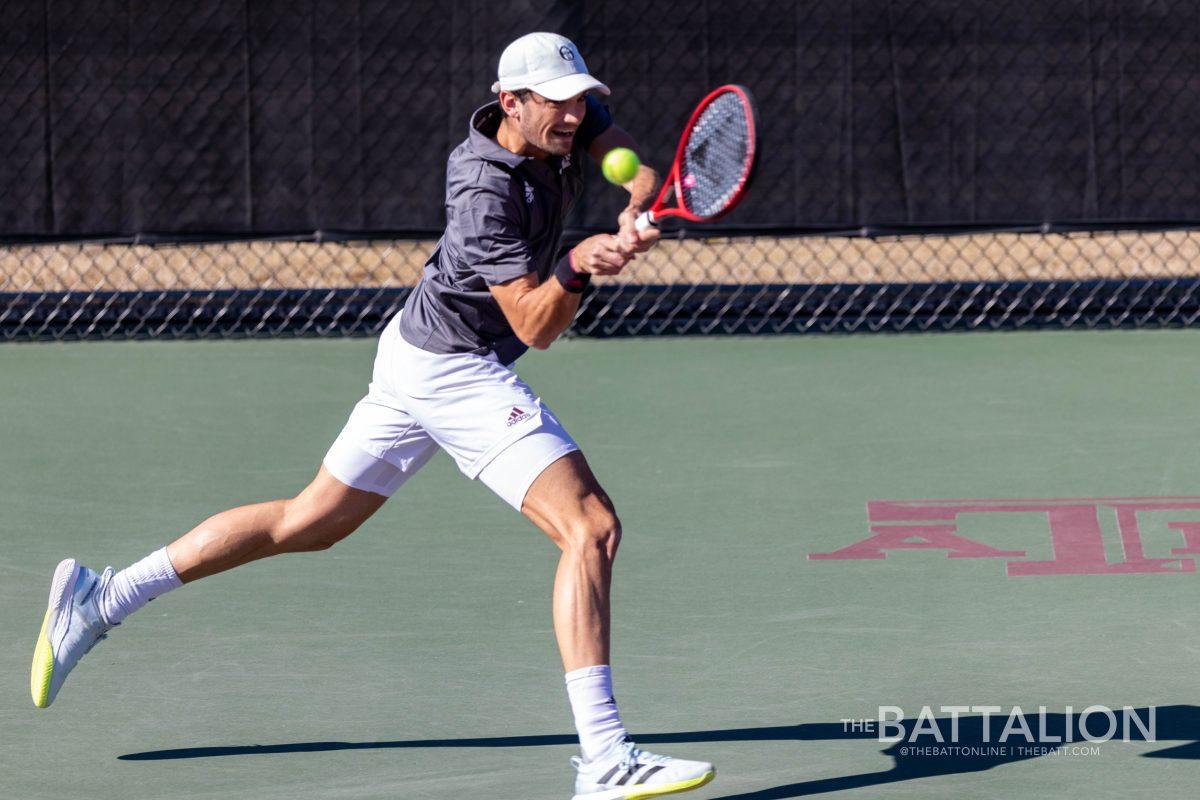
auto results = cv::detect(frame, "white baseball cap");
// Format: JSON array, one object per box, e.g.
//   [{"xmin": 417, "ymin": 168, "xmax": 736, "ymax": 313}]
[{"xmin": 491, "ymin": 32, "xmax": 610, "ymax": 101}]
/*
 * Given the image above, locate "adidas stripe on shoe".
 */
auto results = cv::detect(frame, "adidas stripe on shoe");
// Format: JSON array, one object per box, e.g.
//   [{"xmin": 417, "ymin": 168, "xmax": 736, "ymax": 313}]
[{"xmin": 571, "ymin": 740, "xmax": 715, "ymax": 800}]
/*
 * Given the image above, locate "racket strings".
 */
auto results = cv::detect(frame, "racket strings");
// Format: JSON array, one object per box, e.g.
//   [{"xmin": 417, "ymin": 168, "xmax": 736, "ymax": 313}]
[{"xmin": 679, "ymin": 92, "xmax": 752, "ymax": 218}]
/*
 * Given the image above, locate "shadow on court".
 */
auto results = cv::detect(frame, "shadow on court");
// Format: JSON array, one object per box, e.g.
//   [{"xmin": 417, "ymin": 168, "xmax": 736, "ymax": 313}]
[{"xmin": 120, "ymin": 705, "xmax": 1200, "ymax": 797}]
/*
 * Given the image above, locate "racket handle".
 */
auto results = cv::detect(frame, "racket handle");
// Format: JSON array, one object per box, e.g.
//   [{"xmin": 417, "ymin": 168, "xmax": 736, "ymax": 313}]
[{"xmin": 634, "ymin": 210, "xmax": 657, "ymax": 232}]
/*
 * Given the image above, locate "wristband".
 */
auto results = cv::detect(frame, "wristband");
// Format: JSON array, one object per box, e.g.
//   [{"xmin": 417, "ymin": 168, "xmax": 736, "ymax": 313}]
[{"xmin": 554, "ymin": 248, "xmax": 591, "ymax": 293}]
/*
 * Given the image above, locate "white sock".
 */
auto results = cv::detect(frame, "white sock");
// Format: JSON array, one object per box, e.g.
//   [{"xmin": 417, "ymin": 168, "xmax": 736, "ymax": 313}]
[
  {"xmin": 566, "ymin": 665, "xmax": 629, "ymax": 763},
  {"xmin": 100, "ymin": 547, "xmax": 183, "ymax": 625}
]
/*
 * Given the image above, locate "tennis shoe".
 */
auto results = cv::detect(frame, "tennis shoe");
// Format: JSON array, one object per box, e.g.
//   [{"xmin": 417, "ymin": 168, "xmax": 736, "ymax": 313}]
[
  {"xmin": 31, "ymin": 558, "xmax": 115, "ymax": 708},
  {"xmin": 571, "ymin": 739, "xmax": 715, "ymax": 800}
]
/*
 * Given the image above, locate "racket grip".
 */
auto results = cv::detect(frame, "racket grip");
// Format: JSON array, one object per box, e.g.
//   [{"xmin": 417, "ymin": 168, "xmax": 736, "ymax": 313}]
[{"xmin": 634, "ymin": 210, "xmax": 657, "ymax": 232}]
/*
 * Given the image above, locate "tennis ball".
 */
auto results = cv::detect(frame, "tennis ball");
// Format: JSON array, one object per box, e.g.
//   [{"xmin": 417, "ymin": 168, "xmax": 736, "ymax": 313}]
[{"xmin": 602, "ymin": 147, "xmax": 640, "ymax": 185}]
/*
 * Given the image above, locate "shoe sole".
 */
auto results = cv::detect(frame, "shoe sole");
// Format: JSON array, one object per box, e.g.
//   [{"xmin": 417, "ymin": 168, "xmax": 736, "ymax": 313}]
[
  {"xmin": 31, "ymin": 559, "xmax": 81, "ymax": 708},
  {"xmin": 572, "ymin": 769, "xmax": 716, "ymax": 800}
]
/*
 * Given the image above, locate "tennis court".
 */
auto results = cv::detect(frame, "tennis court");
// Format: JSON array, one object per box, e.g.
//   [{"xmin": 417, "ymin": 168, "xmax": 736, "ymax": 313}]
[{"xmin": 4, "ymin": 330, "xmax": 1199, "ymax": 799}]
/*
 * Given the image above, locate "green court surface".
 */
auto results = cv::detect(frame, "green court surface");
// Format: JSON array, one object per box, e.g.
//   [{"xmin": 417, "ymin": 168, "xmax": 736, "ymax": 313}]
[{"xmin": 4, "ymin": 331, "xmax": 1200, "ymax": 799}]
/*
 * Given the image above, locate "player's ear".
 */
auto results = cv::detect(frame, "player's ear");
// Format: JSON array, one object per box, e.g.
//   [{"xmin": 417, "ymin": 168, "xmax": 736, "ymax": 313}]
[{"xmin": 499, "ymin": 90, "xmax": 521, "ymax": 120}]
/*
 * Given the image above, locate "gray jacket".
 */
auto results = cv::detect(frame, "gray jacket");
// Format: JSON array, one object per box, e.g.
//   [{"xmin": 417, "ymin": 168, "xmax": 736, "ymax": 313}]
[{"xmin": 398, "ymin": 97, "xmax": 613, "ymax": 364}]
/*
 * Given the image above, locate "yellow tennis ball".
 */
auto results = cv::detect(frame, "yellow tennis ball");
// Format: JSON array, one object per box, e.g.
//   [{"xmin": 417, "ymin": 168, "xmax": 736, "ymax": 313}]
[{"xmin": 602, "ymin": 147, "xmax": 640, "ymax": 185}]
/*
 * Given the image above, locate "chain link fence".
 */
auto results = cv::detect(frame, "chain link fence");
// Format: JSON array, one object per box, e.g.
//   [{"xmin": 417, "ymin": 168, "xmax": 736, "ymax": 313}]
[
  {"xmin": 4, "ymin": 2, "xmax": 1200, "ymax": 341},
  {"xmin": 5, "ymin": 227, "xmax": 1200, "ymax": 340}
]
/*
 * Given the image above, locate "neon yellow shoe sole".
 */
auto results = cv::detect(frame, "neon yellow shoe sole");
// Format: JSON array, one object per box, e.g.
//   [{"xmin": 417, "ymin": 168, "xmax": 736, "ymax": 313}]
[
  {"xmin": 625, "ymin": 770, "xmax": 715, "ymax": 800},
  {"xmin": 31, "ymin": 606, "xmax": 55, "ymax": 708}
]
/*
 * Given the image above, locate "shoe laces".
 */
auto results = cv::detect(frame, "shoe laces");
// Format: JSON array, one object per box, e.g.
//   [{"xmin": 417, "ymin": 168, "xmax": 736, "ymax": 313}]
[
  {"xmin": 617, "ymin": 740, "xmax": 668, "ymax": 771},
  {"xmin": 571, "ymin": 740, "xmax": 669, "ymax": 775}
]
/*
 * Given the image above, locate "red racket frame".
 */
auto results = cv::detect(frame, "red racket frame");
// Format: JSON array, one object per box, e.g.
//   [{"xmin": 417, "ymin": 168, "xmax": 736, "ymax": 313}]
[{"xmin": 643, "ymin": 84, "xmax": 758, "ymax": 225}]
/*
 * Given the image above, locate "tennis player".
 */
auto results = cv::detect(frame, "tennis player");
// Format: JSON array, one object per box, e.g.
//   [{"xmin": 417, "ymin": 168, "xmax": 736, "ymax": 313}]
[{"xmin": 30, "ymin": 32, "xmax": 714, "ymax": 800}]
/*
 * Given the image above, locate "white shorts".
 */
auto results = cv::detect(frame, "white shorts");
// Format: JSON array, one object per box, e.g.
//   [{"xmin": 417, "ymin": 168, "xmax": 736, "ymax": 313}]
[{"xmin": 322, "ymin": 314, "xmax": 579, "ymax": 510}]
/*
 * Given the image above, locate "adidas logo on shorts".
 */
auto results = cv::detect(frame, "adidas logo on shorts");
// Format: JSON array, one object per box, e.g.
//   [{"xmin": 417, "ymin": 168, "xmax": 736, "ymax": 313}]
[{"xmin": 506, "ymin": 406, "xmax": 532, "ymax": 427}]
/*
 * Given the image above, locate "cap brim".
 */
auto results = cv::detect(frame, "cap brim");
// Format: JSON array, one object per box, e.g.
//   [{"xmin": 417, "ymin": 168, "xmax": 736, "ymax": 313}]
[{"xmin": 526, "ymin": 73, "xmax": 610, "ymax": 101}]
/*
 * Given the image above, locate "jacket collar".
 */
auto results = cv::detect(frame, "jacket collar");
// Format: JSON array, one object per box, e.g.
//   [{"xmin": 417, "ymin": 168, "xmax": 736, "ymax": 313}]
[{"xmin": 468, "ymin": 102, "xmax": 528, "ymax": 168}]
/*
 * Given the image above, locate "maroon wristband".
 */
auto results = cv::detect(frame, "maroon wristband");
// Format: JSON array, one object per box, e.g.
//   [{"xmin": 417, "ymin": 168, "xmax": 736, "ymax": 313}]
[{"xmin": 554, "ymin": 248, "xmax": 591, "ymax": 293}]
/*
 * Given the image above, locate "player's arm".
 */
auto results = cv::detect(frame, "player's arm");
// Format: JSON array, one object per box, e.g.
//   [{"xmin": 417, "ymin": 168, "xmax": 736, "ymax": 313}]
[
  {"xmin": 466, "ymin": 171, "xmax": 632, "ymax": 351},
  {"xmin": 588, "ymin": 125, "xmax": 660, "ymax": 214},
  {"xmin": 489, "ymin": 236, "xmax": 631, "ymax": 350},
  {"xmin": 588, "ymin": 125, "xmax": 661, "ymax": 253}
]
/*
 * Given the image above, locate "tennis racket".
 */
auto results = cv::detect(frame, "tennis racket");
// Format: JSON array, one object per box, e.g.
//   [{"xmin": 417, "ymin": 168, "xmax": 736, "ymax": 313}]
[{"xmin": 635, "ymin": 84, "xmax": 758, "ymax": 232}]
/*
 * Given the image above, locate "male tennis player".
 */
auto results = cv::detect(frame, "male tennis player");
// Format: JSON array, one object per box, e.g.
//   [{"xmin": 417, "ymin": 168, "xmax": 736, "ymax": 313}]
[{"xmin": 31, "ymin": 32, "xmax": 714, "ymax": 800}]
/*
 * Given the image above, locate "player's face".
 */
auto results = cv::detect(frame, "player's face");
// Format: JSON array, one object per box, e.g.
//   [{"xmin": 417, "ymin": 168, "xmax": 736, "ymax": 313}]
[{"xmin": 516, "ymin": 91, "xmax": 587, "ymax": 158}]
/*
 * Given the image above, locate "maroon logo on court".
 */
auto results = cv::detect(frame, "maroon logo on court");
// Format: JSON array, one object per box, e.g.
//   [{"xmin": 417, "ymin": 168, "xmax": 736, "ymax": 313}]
[{"xmin": 809, "ymin": 498, "xmax": 1200, "ymax": 576}]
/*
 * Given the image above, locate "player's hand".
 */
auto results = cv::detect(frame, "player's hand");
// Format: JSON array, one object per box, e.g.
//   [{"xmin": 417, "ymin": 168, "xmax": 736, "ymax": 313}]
[
  {"xmin": 618, "ymin": 206, "xmax": 661, "ymax": 254},
  {"xmin": 572, "ymin": 234, "xmax": 633, "ymax": 276}
]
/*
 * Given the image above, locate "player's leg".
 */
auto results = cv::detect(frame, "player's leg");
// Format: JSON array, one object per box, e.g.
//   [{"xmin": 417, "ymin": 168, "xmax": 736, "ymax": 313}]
[
  {"xmin": 166, "ymin": 464, "xmax": 387, "ymax": 582},
  {"xmin": 30, "ymin": 466, "xmax": 390, "ymax": 709},
  {"xmin": 388, "ymin": 331, "xmax": 713, "ymax": 797},
  {"xmin": 32, "ymin": 315, "xmax": 438, "ymax": 708},
  {"xmin": 478, "ymin": 442, "xmax": 715, "ymax": 799},
  {"xmin": 519, "ymin": 450, "xmax": 619, "ymax": 671}
]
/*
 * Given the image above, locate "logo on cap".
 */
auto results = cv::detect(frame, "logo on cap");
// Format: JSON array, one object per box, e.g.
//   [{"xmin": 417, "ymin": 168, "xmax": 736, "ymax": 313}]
[{"xmin": 558, "ymin": 45, "xmax": 575, "ymax": 61}]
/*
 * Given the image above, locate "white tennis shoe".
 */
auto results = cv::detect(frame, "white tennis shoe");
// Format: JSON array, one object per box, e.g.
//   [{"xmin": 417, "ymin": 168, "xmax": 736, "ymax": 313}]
[
  {"xmin": 571, "ymin": 739, "xmax": 715, "ymax": 800},
  {"xmin": 31, "ymin": 558, "xmax": 115, "ymax": 708}
]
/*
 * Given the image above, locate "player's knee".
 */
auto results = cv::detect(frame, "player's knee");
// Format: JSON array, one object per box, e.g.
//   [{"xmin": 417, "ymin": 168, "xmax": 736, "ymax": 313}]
[
  {"xmin": 603, "ymin": 516, "xmax": 622, "ymax": 560},
  {"xmin": 564, "ymin": 508, "xmax": 622, "ymax": 562}
]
